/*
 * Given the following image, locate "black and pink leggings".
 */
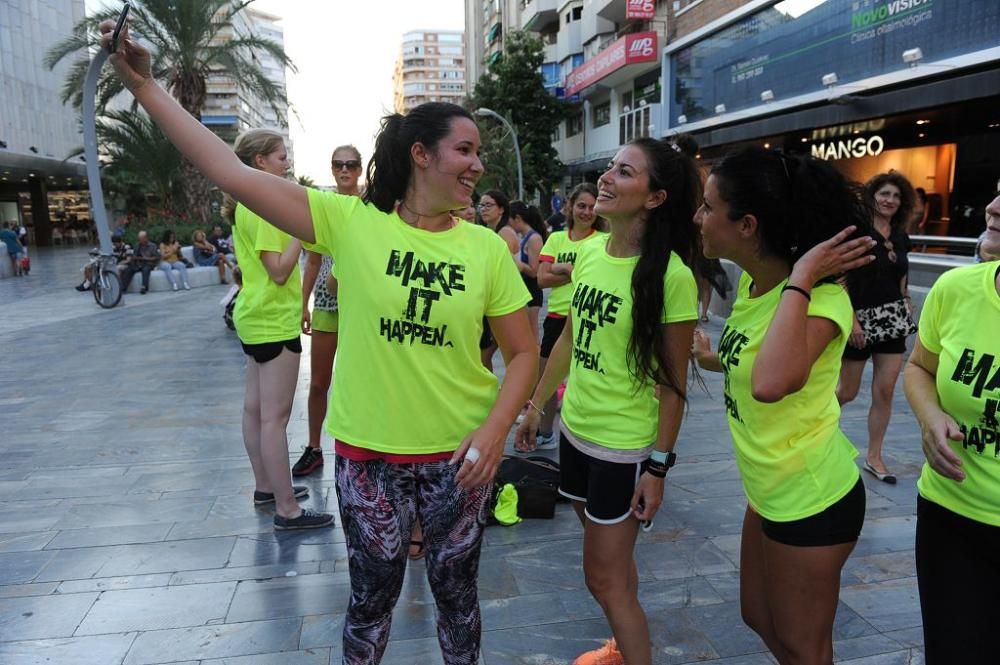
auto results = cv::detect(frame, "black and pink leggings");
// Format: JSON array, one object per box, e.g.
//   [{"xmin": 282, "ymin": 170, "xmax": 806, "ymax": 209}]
[{"xmin": 334, "ymin": 456, "xmax": 491, "ymax": 665}]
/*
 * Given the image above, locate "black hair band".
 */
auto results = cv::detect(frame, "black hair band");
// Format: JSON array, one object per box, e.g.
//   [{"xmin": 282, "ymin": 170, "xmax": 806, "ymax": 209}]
[{"xmin": 781, "ymin": 284, "xmax": 811, "ymax": 302}]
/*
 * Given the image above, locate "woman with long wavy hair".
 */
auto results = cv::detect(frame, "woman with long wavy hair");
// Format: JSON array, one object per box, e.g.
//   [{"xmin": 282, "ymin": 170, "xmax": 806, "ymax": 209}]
[{"xmin": 517, "ymin": 138, "xmax": 701, "ymax": 665}]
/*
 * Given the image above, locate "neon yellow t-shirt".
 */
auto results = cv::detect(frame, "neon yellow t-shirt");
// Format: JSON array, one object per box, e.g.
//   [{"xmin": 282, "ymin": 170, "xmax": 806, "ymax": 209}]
[
  {"xmin": 916, "ymin": 262, "xmax": 1000, "ymax": 526},
  {"xmin": 560, "ymin": 241, "xmax": 697, "ymax": 449},
  {"xmin": 304, "ymin": 189, "xmax": 530, "ymax": 454},
  {"xmin": 721, "ymin": 272, "xmax": 859, "ymax": 521},
  {"xmin": 232, "ymin": 203, "xmax": 302, "ymax": 345},
  {"xmin": 539, "ymin": 229, "xmax": 608, "ymax": 316}
]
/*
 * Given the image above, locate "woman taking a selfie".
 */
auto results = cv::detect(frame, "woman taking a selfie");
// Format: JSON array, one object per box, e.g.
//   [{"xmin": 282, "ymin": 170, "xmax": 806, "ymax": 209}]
[{"xmin": 100, "ymin": 21, "xmax": 535, "ymax": 665}]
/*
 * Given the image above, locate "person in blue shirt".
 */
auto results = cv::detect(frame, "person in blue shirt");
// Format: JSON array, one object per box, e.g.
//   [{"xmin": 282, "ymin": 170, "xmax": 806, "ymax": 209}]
[{"xmin": 1, "ymin": 222, "xmax": 25, "ymax": 276}]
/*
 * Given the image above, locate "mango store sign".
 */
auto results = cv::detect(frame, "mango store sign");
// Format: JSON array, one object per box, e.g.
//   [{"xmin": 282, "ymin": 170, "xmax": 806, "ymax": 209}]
[
  {"xmin": 565, "ymin": 32, "xmax": 658, "ymax": 96},
  {"xmin": 811, "ymin": 135, "xmax": 885, "ymax": 160}
]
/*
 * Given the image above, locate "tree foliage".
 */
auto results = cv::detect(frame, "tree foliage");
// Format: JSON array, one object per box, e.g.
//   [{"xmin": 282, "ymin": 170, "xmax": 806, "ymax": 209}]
[
  {"xmin": 469, "ymin": 31, "xmax": 568, "ymax": 204},
  {"xmin": 46, "ymin": 0, "xmax": 296, "ymax": 222}
]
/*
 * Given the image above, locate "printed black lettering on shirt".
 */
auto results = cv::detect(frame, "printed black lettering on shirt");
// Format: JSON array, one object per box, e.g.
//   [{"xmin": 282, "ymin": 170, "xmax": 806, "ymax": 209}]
[
  {"xmin": 556, "ymin": 251, "xmax": 577, "ymax": 264},
  {"xmin": 949, "ymin": 347, "xmax": 1000, "ymax": 457},
  {"xmin": 380, "ymin": 250, "xmax": 467, "ymax": 347},
  {"xmin": 569, "ymin": 282, "xmax": 624, "ymax": 375},
  {"xmin": 718, "ymin": 324, "xmax": 750, "ymax": 423}
]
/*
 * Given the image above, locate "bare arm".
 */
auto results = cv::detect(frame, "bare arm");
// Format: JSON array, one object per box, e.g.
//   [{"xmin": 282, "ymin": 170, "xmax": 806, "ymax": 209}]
[
  {"xmin": 631, "ymin": 320, "xmax": 696, "ymax": 522},
  {"xmin": 516, "ymin": 312, "xmax": 574, "ymax": 450},
  {"xmin": 692, "ymin": 329, "xmax": 723, "ymax": 372},
  {"xmin": 904, "ymin": 340, "xmax": 966, "ymax": 481},
  {"xmin": 451, "ymin": 307, "xmax": 538, "ymax": 489},
  {"xmin": 499, "ymin": 227, "xmax": 519, "ymax": 254},
  {"xmin": 753, "ymin": 227, "xmax": 875, "ymax": 402},
  {"xmin": 521, "ymin": 235, "xmax": 544, "ymax": 279},
  {"xmin": 537, "ymin": 261, "xmax": 572, "ymax": 288},
  {"xmin": 100, "ymin": 22, "xmax": 314, "ymax": 242},
  {"xmin": 259, "ymin": 239, "xmax": 302, "ymax": 286},
  {"xmin": 301, "ymin": 252, "xmax": 322, "ymax": 306}
]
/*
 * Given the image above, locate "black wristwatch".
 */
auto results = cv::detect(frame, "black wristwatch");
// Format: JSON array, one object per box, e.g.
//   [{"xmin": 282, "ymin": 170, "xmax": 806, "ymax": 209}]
[{"xmin": 649, "ymin": 450, "xmax": 677, "ymax": 468}]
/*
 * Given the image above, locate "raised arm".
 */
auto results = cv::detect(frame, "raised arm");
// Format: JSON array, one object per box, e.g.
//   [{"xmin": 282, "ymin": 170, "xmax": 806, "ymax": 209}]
[
  {"xmin": 752, "ymin": 227, "xmax": 875, "ymax": 402},
  {"xmin": 100, "ymin": 21, "xmax": 313, "ymax": 242}
]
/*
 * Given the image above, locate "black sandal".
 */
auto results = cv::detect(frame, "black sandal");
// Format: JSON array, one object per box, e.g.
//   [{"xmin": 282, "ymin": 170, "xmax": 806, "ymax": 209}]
[{"xmin": 408, "ymin": 539, "xmax": 425, "ymax": 560}]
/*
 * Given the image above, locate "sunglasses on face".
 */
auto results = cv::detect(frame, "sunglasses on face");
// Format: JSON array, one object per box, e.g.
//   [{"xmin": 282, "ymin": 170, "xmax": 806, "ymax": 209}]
[{"xmin": 333, "ymin": 160, "xmax": 362, "ymax": 170}]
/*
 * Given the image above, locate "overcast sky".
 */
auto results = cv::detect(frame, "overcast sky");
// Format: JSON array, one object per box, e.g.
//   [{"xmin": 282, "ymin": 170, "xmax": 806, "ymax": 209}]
[{"xmin": 87, "ymin": 0, "xmax": 465, "ymax": 186}]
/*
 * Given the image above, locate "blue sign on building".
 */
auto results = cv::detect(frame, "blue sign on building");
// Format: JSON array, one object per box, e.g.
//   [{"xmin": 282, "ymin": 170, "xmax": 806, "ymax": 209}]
[{"xmin": 670, "ymin": 0, "xmax": 1000, "ymax": 125}]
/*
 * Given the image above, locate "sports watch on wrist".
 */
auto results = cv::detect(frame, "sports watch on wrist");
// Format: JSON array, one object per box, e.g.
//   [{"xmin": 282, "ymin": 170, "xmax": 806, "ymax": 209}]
[{"xmin": 649, "ymin": 450, "xmax": 677, "ymax": 468}]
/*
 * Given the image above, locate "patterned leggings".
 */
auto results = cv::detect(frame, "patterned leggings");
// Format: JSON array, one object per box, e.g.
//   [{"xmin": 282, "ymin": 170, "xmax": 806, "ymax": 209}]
[{"xmin": 335, "ymin": 456, "xmax": 491, "ymax": 665}]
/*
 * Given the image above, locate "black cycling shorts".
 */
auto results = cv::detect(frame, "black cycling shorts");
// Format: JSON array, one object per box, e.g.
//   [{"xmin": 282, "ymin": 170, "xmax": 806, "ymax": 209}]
[{"xmin": 241, "ymin": 336, "xmax": 302, "ymax": 364}]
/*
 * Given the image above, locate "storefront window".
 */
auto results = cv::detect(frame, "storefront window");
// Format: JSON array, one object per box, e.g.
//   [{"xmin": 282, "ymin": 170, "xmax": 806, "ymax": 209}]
[
  {"xmin": 670, "ymin": 0, "xmax": 999, "ymax": 125},
  {"xmin": 593, "ymin": 101, "xmax": 611, "ymax": 128}
]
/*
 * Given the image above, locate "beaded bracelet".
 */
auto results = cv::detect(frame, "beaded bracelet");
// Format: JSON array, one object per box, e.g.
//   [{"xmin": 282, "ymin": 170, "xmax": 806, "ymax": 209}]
[{"xmin": 781, "ymin": 284, "xmax": 811, "ymax": 302}]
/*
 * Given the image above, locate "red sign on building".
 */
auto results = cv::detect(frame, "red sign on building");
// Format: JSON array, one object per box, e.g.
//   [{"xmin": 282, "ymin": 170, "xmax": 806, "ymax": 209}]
[
  {"xmin": 626, "ymin": 0, "xmax": 656, "ymax": 21},
  {"xmin": 565, "ymin": 32, "xmax": 658, "ymax": 97}
]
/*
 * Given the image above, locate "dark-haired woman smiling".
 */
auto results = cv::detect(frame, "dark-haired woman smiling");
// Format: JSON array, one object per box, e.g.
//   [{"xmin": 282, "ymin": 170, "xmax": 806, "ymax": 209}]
[
  {"xmin": 692, "ymin": 148, "xmax": 875, "ymax": 664},
  {"xmin": 100, "ymin": 21, "xmax": 536, "ymax": 664},
  {"xmin": 517, "ymin": 138, "xmax": 701, "ymax": 665}
]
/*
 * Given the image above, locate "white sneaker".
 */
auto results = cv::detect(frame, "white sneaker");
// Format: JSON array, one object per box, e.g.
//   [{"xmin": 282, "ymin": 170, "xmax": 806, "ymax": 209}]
[
  {"xmin": 535, "ymin": 432, "xmax": 558, "ymax": 450},
  {"xmin": 183, "ymin": 282, "xmax": 191, "ymax": 290},
  {"xmin": 172, "ymin": 283, "xmax": 178, "ymax": 291}
]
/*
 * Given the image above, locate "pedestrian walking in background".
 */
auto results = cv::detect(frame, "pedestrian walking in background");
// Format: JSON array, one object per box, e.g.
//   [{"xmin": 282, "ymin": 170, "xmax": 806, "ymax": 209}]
[{"xmin": 837, "ymin": 172, "xmax": 919, "ymax": 484}]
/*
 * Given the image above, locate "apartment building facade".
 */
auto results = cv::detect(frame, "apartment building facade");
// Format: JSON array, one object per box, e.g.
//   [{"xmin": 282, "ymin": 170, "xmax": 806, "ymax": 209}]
[
  {"xmin": 464, "ymin": 0, "xmax": 522, "ymax": 89},
  {"xmin": 200, "ymin": 7, "xmax": 292, "ymax": 158},
  {"xmin": 393, "ymin": 30, "xmax": 467, "ymax": 114},
  {"xmin": 0, "ymin": 0, "xmax": 89, "ymax": 246}
]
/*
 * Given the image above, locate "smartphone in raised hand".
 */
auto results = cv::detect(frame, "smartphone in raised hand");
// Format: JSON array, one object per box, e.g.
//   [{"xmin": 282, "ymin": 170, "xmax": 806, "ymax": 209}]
[{"xmin": 111, "ymin": 2, "xmax": 131, "ymax": 53}]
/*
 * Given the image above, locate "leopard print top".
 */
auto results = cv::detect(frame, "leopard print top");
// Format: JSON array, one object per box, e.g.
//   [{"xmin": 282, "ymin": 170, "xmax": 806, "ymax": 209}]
[{"xmin": 313, "ymin": 255, "xmax": 338, "ymax": 312}]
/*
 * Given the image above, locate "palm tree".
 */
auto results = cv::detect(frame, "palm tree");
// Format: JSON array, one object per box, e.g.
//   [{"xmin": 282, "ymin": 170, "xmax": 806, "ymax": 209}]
[
  {"xmin": 296, "ymin": 174, "xmax": 317, "ymax": 188},
  {"xmin": 46, "ymin": 0, "xmax": 296, "ymax": 223},
  {"xmin": 69, "ymin": 110, "xmax": 184, "ymax": 213}
]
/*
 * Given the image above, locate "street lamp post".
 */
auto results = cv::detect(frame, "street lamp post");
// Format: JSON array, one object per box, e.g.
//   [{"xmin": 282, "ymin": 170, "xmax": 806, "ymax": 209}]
[{"xmin": 474, "ymin": 107, "xmax": 523, "ymax": 201}]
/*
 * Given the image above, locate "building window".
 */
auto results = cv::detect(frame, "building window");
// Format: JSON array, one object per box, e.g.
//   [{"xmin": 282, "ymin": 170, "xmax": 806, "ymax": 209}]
[
  {"xmin": 620, "ymin": 90, "xmax": 633, "ymax": 113},
  {"xmin": 552, "ymin": 125, "xmax": 561, "ymax": 141},
  {"xmin": 567, "ymin": 112, "xmax": 584, "ymax": 137},
  {"xmin": 593, "ymin": 101, "xmax": 611, "ymax": 128},
  {"xmin": 572, "ymin": 6, "xmax": 582, "ymax": 20}
]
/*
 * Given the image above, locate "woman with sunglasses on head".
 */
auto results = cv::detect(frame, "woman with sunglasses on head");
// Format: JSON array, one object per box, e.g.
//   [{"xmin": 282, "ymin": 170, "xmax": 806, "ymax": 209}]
[
  {"xmin": 101, "ymin": 22, "xmax": 536, "ymax": 664},
  {"xmin": 836, "ymin": 172, "xmax": 917, "ymax": 485},
  {"xmin": 516, "ymin": 138, "xmax": 701, "ymax": 665},
  {"xmin": 691, "ymin": 148, "xmax": 875, "ymax": 664},
  {"xmin": 904, "ymin": 191, "xmax": 1000, "ymax": 665},
  {"xmin": 293, "ymin": 145, "xmax": 363, "ymax": 479},
  {"xmin": 517, "ymin": 183, "xmax": 606, "ymax": 452}
]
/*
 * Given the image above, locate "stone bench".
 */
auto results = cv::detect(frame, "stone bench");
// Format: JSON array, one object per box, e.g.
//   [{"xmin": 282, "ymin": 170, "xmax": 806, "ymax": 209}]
[{"xmin": 123, "ymin": 246, "xmax": 234, "ymax": 293}]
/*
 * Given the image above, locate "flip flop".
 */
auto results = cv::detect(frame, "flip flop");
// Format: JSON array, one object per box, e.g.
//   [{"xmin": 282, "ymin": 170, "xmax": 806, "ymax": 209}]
[
  {"xmin": 863, "ymin": 461, "xmax": 897, "ymax": 485},
  {"xmin": 408, "ymin": 539, "xmax": 425, "ymax": 560}
]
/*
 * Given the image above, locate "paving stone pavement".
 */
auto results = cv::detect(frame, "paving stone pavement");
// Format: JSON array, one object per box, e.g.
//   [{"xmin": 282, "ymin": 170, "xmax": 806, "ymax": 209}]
[{"xmin": 0, "ymin": 247, "xmax": 926, "ymax": 664}]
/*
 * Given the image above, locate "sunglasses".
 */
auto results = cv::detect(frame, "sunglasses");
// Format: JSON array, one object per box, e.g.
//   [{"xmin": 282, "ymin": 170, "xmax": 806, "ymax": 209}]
[{"xmin": 333, "ymin": 160, "xmax": 362, "ymax": 170}]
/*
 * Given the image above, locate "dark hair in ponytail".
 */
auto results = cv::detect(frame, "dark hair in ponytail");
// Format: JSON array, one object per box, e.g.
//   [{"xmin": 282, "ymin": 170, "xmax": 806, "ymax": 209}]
[
  {"xmin": 508, "ymin": 201, "xmax": 548, "ymax": 241},
  {"xmin": 363, "ymin": 102, "xmax": 475, "ymax": 213},
  {"xmin": 627, "ymin": 137, "xmax": 702, "ymax": 396},
  {"xmin": 710, "ymin": 147, "xmax": 870, "ymax": 279},
  {"xmin": 482, "ymin": 189, "xmax": 511, "ymax": 233}
]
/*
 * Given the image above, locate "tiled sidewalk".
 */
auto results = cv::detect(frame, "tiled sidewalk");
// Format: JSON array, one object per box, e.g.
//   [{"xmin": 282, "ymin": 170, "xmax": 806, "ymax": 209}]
[{"xmin": 0, "ymin": 248, "xmax": 925, "ymax": 664}]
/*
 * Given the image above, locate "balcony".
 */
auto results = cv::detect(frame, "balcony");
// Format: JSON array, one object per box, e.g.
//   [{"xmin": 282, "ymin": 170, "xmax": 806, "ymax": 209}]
[
  {"xmin": 595, "ymin": 0, "xmax": 626, "ymax": 23},
  {"xmin": 556, "ymin": 18, "xmax": 582, "ymax": 64},
  {"xmin": 618, "ymin": 103, "xmax": 662, "ymax": 144},
  {"xmin": 521, "ymin": 0, "xmax": 559, "ymax": 32}
]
